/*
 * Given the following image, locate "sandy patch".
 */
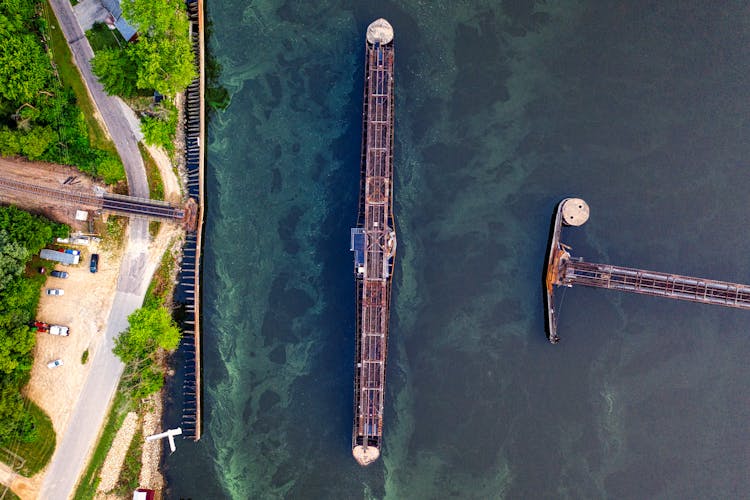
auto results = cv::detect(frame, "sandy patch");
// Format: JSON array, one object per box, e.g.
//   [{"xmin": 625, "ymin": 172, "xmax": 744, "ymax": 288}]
[
  {"xmin": 144, "ymin": 144, "xmax": 182, "ymax": 204},
  {"xmin": 139, "ymin": 392, "xmax": 165, "ymax": 491},
  {"xmin": 25, "ymin": 239, "xmax": 121, "ymax": 438},
  {"xmin": 96, "ymin": 411, "xmax": 138, "ymax": 494},
  {"xmin": 25, "ymin": 221, "xmax": 183, "ymax": 485}
]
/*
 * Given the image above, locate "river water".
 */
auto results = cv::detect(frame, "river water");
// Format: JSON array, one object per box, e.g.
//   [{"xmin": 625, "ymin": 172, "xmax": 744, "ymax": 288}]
[{"xmin": 164, "ymin": 1, "xmax": 750, "ymax": 498}]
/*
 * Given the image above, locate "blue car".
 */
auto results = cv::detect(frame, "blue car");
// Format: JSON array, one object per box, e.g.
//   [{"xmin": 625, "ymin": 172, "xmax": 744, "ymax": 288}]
[
  {"xmin": 90, "ymin": 253, "xmax": 99, "ymax": 273},
  {"xmin": 50, "ymin": 270, "xmax": 69, "ymax": 279}
]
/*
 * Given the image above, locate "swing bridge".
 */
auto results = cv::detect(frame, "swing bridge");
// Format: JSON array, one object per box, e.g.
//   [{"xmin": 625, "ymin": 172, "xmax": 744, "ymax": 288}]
[{"xmin": 544, "ymin": 198, "xmax": 750, "ymax": 343}]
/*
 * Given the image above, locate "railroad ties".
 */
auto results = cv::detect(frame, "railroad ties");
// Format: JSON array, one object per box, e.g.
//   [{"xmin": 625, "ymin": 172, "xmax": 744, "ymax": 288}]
[
  {"xmin": 544, "ymin": 198, "xmax": 750, "ymax": 343},
  {"xmin": 178, "ymin": 0, "xmax": 204, "ymax": 442},
  {"xmin": 102, "ymin": 192, "xmax": 185, "ymax": 220},
  {"xmin": 0, "ymin": 176, "xmax": 189, "ymax": 222}
]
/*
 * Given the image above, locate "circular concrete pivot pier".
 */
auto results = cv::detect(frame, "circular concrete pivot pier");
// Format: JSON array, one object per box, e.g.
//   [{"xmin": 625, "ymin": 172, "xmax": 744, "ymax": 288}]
[
  {"xmin": 352, "ymin": 445, "xmax": 380, "ymax": 466},
  {"xmin": 561, "ymin": 198, "xmax": 590, "ymax": 226},
  {"xmin": 367, "ymin": 18, "xmax": 394, "ymax": 44}
]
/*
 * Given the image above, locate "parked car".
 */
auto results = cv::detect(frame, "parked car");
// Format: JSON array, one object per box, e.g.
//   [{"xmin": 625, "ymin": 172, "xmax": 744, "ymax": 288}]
[
  {"xmin": 50, "ymin": 270, "xmax": 69, "ymax": 279},
  {"xmin": 49, "ymin": 325, "xmax": 69, "ymax": 336},
  {"xmin": 90, "ymin": 253, "xmax": 99, "ymax": 273},
  {"xmin": 46, "ymin": 288, "xmax": 64, "ymax": 296},
  {"xmin": 33, "ymin": 321, "xmax": 49, "ymax": 333},
  {"xmin": 47, "ymin": 359, "xmax": 63, "ymax": 369}
]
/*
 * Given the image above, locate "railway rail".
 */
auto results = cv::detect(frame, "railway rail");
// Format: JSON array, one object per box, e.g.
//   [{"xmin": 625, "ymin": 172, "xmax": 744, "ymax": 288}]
[{"xmin": 0, "ymin": 176, "xmax": 188, "ymax": 222}]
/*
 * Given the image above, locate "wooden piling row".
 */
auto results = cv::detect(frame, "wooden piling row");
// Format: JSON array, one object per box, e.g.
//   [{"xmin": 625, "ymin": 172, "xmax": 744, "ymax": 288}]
[{"xmin": 178, "ymin": 0, "xmax": 205, "ymax": 441}]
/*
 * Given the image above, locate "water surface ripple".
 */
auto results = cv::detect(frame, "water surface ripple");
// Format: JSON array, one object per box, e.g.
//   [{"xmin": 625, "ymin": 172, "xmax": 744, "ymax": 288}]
[{"xmin": 164, "ymin": 1, "xmax": 750, "ymax": 498}]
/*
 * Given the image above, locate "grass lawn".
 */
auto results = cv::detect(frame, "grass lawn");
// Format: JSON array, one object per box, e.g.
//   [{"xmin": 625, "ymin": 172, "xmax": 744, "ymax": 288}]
[
  {"xmin": 86, "ymin": 22, "xmax": 126, "ymax": 52},
  {"xmin": 139, "ymin": 143, "xmax": 165, "ymax": 201},
  {"xmin": 73, "ymin": 384, "xmax": 131, "ymax": 500},
  {"xmin": 0, "ymin": 401, "xmax": 56, "ymax": 477},
  {"xmin": 1, "ymin": 488, "xmax": 20, "ymax": 500},
  {"xmin": 42, "ymin": 2, "xmax": 119, "ymax": 158}
]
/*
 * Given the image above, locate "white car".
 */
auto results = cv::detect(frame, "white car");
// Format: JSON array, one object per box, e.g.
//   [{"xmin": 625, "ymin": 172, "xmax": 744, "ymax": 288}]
[
  {"xmin": 47, "ymin": 359, "xmax": 64, "ymax": 369},
  {"xmin": 49, "ymin": 325, "xmax": 69, "ymax": 336},
  {"xmin": 46, "ymin": 288, "xmax": 64, "ymax": 296}
]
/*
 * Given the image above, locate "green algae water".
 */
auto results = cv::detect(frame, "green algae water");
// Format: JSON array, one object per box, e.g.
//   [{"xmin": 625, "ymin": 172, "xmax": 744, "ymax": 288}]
[{"xmin": 164, "ymin": 1, "xmax": 750, "ymax": 497}]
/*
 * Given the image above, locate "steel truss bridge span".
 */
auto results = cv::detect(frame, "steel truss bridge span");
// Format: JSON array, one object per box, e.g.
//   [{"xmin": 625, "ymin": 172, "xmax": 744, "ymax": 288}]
[{"xmin": 543, "ymin": 198, "xmax": 750, "ymax": 343}]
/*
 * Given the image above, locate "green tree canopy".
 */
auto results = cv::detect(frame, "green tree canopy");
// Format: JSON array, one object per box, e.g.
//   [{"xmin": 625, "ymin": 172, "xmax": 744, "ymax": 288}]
[
  {"xmin": 0, "ymin": 230, "xmax": 29, "ymax": 293},
  {"xmin": 114, "ymin": 304, "xmax": 180, "ymax": 403},
  {"xmin": 115, "ymin": 306, "xmax": 180, "ymax": 363},
  {"xmin": 91, "ymin": 49, "xmax": 140, "ymax": 98},
  {"xmin": 0, "ymin": 383, "xmax": 36, "ymax": 443},
  {"xmin": 0, "ymin": 34, "xmax": 50, "ymax": 103},
  {"xmin": 93, "ymin": 0, "xmax": 196, "ymax": 97},
  {"xmin": 0, "ymin": 206, "xmax": 68, "ymax": 446}
]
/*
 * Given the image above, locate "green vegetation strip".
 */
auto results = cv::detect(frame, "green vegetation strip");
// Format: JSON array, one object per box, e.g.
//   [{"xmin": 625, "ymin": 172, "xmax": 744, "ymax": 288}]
[
  {"xmin": 73, "ymin": 384, "xmax": 130, "ymax": 500},
  {"xmin": 75, "ymin": 244, "xmax": 180, "ymax": 495},
  {"xmin": 139, "ymin": 143, "xmax": 165, "ymax": 201},
  {"xmin": 0, "ymin": 401, "xmax": 56, "ymax": 476},
  {"xmin": 114, "ymin": 428, "xmax": 143, "ymax": 496},
  {"xmin": 42, "ymin": 2, "xmax": 115, "ymax": 155}
]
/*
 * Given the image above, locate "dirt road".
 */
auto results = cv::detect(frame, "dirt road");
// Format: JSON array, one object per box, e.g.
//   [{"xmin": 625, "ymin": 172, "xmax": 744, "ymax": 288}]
[{"xmin": 0, "ymin": 157, "xmax": 102, "ymax": 229}]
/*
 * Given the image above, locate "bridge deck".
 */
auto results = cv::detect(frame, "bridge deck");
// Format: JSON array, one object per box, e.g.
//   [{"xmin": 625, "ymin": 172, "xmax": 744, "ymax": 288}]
[
  {"xmin": 562, "ymin": 260, "xmax": 750, "ymax": 310},
  {"xmin": 352, "ymin": 34, "xmax": 395, "ymax": 459},
  {"xmin": 543, "ymin": 198, "xmax": 750, "ymax": 344}
]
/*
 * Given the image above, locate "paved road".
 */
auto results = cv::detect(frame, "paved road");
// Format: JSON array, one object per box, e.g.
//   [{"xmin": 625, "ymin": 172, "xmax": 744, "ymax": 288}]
[
  {"xmin": 48, "ymin": 0, "xmax": 149, "ymax": 198},
  {"xmin": 41, "ymin": 2, "xmax": 154, "ymax": 498}
]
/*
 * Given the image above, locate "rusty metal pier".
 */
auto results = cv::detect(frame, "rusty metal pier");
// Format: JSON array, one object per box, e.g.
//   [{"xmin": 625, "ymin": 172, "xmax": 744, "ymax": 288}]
[
  {"xmin": 350, "ymin": 18, "xmax": 396, "ymax": 467},
  {"xmin": 544, "ymin": 198, "xmax": 750, "ymax": 343}
]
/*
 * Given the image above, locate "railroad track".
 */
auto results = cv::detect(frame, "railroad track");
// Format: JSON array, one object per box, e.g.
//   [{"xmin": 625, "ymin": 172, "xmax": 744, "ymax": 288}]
[
  {"xmin": 102, "ymin": 194, "xmax": 185, "ymax": 220},
  {"xmin": 0, "ymin": 177, "xmax": 185, "ymax": 221},
  {"xmin": 0, "ymin": 177, "xmax": 100, "ymax": 207}
]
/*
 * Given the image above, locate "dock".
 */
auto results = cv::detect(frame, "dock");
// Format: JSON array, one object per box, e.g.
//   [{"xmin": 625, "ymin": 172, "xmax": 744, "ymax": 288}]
[
  {"xmin": 177, "ymin": 0, "xmax": 206, "ymax": 441},
  {"xmin": 350, "ymin": 18, "xmax": 396, "ymax": 467},
  {"xmin": 544, "ymin": 198, "xmax": 750, "ymax": 342}
]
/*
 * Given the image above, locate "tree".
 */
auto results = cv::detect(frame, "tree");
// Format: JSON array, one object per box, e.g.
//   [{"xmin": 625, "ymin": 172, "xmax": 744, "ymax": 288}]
[
  {"xmin": 91, "ymin": 49, "xmax": 139, "ymax": 98},
  {"xmin": 0, "ymin": 231, "xmax": 29, "ymax": 293},
  {"xmin": 140, "ymin": 102, "xmax": 177, "ymax": 153},
  {"xmin": 113, "ymin": 304, "xmax": 180, "ymax": 403},
  {"xmin": 96, "ymin": 154, "xmax": 126, "ymax": 184},
  {"xmin": 118, "ymin": 0, "xmax": 196, "ymax": 96},
  {"xmin": 0, "ymin": 382, "xmax": 36, "ymax": 443},
  {"xmin": 115, "ymin": 306, "xmax": 180, "ymax": 362},
  {"xmin": 0, "ymin": 34, "xmax": 50, "ymax": 104}
]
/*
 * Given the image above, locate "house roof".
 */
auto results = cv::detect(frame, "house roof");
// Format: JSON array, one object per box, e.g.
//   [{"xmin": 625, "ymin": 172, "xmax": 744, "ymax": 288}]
[
  {"xmin": 101, "ymin": 0, "xmax": 137, "ymax": 41},
  {"xmin": 114, "ymin": 16, "xmax": 137, "ymax": 41},
  {"xmin": 101, "ymin": 0, "xmax": 122, "ymax": 18},
  {"xmin": 40, "ymin": 249, "xmax": 78, "ymax": 265}
]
